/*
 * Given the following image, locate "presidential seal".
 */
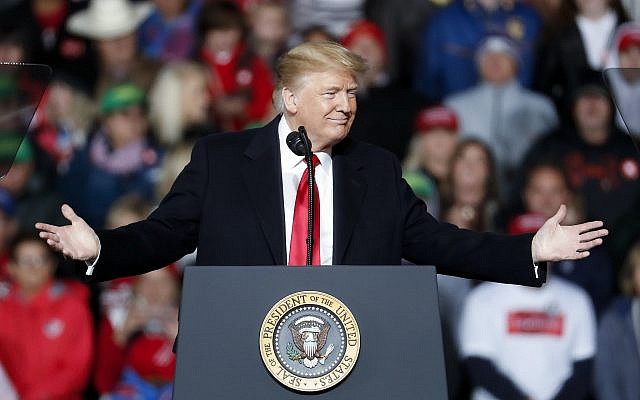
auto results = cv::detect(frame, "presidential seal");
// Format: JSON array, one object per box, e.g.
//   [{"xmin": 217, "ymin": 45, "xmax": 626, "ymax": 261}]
[{"xmin": 259, "ymin": 291, "xmax": 360, "ymax": 392}]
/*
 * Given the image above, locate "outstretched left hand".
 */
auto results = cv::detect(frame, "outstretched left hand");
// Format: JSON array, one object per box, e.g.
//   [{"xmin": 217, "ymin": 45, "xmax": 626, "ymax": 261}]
[{"xmin": 531, "ymin": 204, "xmax": 608, "ymax": 263}]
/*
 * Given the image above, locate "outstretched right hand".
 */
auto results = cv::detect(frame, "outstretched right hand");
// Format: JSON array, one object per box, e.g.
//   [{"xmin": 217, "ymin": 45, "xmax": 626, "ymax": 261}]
[{"xmin": 35, "ymin": 204, "xmax": 100, "ymax": 261}]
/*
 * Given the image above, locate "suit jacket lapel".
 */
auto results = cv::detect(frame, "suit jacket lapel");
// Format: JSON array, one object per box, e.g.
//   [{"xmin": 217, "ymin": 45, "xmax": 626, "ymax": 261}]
[
  {"xmin": 241, "ymin": 117, "xmax": 286, "ymax": 265},
  {"xmin": 332, "ymin": 138, "xmax": 367, "ymax": 264}
]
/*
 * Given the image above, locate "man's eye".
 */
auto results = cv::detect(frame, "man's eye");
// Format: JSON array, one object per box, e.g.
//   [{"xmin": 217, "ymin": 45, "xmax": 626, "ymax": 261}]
[{"xmin": 348, "ymin": 90, "xmax": 357, "ymax": 97}]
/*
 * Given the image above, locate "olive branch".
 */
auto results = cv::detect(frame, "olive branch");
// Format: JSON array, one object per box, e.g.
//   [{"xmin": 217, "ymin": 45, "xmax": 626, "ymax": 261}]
[{"xmin": 286, "ymin": 342, "xmax": 303, "ymax": 363}]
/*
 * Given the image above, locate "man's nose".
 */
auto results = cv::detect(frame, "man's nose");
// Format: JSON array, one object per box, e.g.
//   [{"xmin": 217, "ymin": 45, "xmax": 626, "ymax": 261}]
[{"xmin": 335, "ymin": 92, "xmax": 352, "ymax": 113}]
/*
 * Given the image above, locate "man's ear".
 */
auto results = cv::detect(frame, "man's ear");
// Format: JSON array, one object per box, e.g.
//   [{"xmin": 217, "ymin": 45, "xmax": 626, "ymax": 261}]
[{"xmin": 282, "ymin": 87, "xmax": 297, "ymax": 114}]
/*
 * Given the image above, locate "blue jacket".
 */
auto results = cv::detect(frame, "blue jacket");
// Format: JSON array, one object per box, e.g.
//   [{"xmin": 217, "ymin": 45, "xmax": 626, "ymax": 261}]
[{"xmin": 414, "ymin": 0, "xmax": 541, "ymax": 102}]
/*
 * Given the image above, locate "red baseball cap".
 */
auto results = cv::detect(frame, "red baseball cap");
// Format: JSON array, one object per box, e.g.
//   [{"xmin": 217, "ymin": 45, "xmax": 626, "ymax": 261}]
[
  {"xmin": 342, "ymin": 20, "xmax": 386, "ymax": 54},
  {"xmin": 414, "ymin": 105, "xmax": 459, "ymax": 133},
  {"xmin": 618, "ymin": 25, "xmax": 640, "ymax": 52}
]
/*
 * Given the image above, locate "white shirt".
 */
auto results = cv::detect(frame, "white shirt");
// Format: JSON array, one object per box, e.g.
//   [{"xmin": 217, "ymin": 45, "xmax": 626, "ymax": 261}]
[
  {"xmin": 576, "ymin": 11, "xmax": 617, "ymax": 70},
  {"xmin": 278, "ymin": 116, "xmax": 334, "ymax": 265},
  {"xmin": 459, "ymin": 278, "xmax": 597, "ymax": 400}
]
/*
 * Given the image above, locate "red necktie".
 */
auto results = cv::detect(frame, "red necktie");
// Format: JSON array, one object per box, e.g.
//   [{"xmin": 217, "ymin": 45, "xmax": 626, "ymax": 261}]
[{"xmin": 289, "ymin": 155, "xmax": 320, "ymax": 266}]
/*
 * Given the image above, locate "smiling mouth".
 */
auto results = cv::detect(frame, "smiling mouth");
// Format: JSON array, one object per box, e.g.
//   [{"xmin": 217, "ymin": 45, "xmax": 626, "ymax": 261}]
[{"xmin": 328, "ymin": 118, "xmax": 349, "ymax": 124}]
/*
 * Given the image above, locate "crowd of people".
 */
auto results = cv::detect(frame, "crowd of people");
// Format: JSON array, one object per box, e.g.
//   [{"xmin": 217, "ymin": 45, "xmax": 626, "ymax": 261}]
[{"xmin": 0, "ymin": 0, "xmax": 639, "ymax": 399}]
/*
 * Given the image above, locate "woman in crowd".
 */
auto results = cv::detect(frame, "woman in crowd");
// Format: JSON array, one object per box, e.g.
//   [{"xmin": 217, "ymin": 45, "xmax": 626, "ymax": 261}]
[{"xmin": 148, "ymin": 61, "xmax": 214, "ymax": 148}]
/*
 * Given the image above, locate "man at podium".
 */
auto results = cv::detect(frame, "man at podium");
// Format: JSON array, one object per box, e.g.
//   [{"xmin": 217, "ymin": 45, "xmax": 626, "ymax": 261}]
[{"xmin": 35, "ymin": 41, "xmax": 607, "ymax": 287}]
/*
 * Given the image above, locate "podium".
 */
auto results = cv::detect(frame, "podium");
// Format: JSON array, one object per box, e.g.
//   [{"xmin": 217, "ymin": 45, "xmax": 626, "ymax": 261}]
[{"xmin": 173, "ymin": 265, "xmax": 448, "ymax": 399}]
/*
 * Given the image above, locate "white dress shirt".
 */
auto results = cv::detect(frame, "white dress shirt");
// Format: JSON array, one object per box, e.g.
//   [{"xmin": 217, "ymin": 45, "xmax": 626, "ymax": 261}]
[{"xmin": 278, "ymin": 116, "xmax": 334, "ymax": 265}]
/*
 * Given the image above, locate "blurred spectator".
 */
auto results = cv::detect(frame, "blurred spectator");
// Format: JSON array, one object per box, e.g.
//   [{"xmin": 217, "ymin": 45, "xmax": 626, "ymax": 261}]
[
  {"xmin": 514, "ymin": 163, "xmax": 614, "ymax": 315},
  {"xmin": 58, "ymin": 83, "xmax": 163, "ymax": 228},
  {"xmin": 595, "ymin": 239, "xmax": 640, "ymax": 400},
  {"xmin": 536, "ymin": 0, "xmax": 628, "ymax": 113},
  {"xmin": 438, "ymin": 137, "xmax": 498, "ymax": 342},
  {"xmin": 248, "ymin": 0, "xmax": 290, "ymax": 71},
  {"xmin": 149, "ymin": 61, "xmax": 214, "ymax": 148},
  {"xmin": 0, "ymin": 190, "xmax": 18, "ymax": 282},
  {"xmin": 621, "ymin": 0, "xmax": 640, "ymax": 21},
  {"xmin": 197, "ymin": 1, "xmax": 275, "ymax": 130},
  {"xmin": 604, "ymin": 22, "xmax": 640, "ymax": 134},
  {"xmin": 459, "ymin": 259, "xmax": 597, "ymax": 400},
  {"xmin": 300, "ymin": 25, "xmax": 336, "ymax": 43},
  {"xmin": 528, "ymin": 0, "xmax": 563, "ymax": 24},
  {"xmin": 0, "ymin": 362, "xmax": 17, "ymax": 400},
  {"xmin": 67, "ymin": 0, "xmax": 160, "ymax": 98},
  {"xmin": 414, "ymin": 0, "xmax": 542, "ymax": 102},
  {"xmin": 155, "ymin": 143, "xmax": 194, "ymax": 202},
  {"xmin": 0, "ymin": 234, "xmax": 93, "ymax": 400},
  {"xmin": 403, "ymin": 105, "xmax": 460, "ymax": 218},
  {"xmin": 97, "ymin": 266, "xmax": 180, "ymax": 399},
  {"xmin": 0, "ymin": 26, "xmax": 30, "ymax": 63},
  {"xmin": 441, "ymin": 139, "xmax": 499, "ymax": 232},
  {"xmin": 94, "ymin": 195, "xmax": 151, "ymax": 395},
  {"xmin": 30, "ymin": 72, "xmax": 96, "ymax": 188},
  {"xmin": 446, "ymin": 35, "xmax": 557, "ymax": 195},
  {"xmin": 522, "ymin": 81, "xmax": 640, "ymax": 225},
  {"xmin": 289, "ymin": 0, "xmax": 364, "ymax": 41},
  {"xmin": 0, "ymin": 0, "xmax": 97, "ymax": 90},
  {"xmin": 343, "ymin": 19, "xmax": 422, "ymax": 160},
  {"xmin": 138, "ymin": 0, "xmax": 202, "ymax": 62},
  {"xmin": 365, "ymin": 0, "xmax": 446, "ymax": 86},
  {"xmin": 0, "ymin": 138, "xmax": 66, "ymax": 234}
]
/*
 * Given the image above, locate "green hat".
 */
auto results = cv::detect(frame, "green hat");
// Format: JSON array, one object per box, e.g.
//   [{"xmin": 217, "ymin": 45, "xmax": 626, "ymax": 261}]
[{"xmin": 100, "ymin": 83, "xmax": 145, "ymax": 114}]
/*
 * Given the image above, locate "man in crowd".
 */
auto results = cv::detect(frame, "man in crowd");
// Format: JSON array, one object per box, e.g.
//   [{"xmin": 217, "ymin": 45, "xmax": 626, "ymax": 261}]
[
  {"xmin": 523, "ymin": 81, "xmax": 640, "ymax": 225},
  {"xmin": 446, "ymin": 35, "xmax": 557, "ymax": 195}
]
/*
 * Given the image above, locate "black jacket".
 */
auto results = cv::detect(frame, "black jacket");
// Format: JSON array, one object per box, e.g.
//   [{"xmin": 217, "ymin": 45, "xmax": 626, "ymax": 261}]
[{"xmin": 91, "ymin": 116, "xmax": 546, "ymax": 286}]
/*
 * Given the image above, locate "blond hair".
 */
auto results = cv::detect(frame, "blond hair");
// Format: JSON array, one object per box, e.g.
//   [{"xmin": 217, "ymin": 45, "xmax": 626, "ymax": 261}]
[
  {"xmin": 149, "ymin": 61, "xmax": 209, "ymax": 147},
  {"xmin": 272, "ymin": 41, "xmax": 368, "ymax": 113}
]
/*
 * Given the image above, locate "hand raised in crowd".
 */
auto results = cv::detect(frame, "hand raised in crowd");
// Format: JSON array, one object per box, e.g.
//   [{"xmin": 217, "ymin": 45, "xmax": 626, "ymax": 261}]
[
  {"xmin": 35, "ymin": 204, "xmax": 100, "ymax": 261},
  {"xmin": 531, "ymin": 204, "xmax": 608, "ymax": 263}
]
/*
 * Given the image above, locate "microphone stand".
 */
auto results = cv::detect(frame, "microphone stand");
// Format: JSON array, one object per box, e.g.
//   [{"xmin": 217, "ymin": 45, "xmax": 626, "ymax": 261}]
[
  {"xmin": 285, "ymin": 126, "xmax": 315, "ymax": 266},
  {"xmin": 299, "ymin": 127, "xmax": 315, "ymax": 266}
]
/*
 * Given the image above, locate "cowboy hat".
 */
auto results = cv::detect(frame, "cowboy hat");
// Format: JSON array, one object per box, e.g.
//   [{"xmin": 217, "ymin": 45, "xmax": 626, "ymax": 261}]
[{"xmin": 67, "ymin": 0, "xmax": 152, "ymax": 40}]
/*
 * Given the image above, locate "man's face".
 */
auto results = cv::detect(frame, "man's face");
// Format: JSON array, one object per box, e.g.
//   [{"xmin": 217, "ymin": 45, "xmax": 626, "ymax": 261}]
[
  {"xmin": 104, "ymin": 105, "xmax": 148, "ymax": 148},
  {"xmin": 573, "ymin": 94, "xmax": 611, "ymax": 136},
  {"xmin": 479, "ymin": 52, "xmax": 517, "ymax": 84},
  {"xmin": 251, "ymin": 5, "xmax": 288, "ymax": 46},
  {"xmin": 284, "ymin": 69, "xmax": 358, "ymax": 151},
  {"xmin": 96, "ymin": 33, "xmax": 137, "ymax": 69},
  {"xmin": 524, "ymin": 167, "xmax": 570, "ymax": 218},
  {"xmin": 420, "ymin": 129, "xmax": 458, "ymax": 180},
  {"xmin": 619, "ymin": 45, "xmax": 640, "ymax": 68}
]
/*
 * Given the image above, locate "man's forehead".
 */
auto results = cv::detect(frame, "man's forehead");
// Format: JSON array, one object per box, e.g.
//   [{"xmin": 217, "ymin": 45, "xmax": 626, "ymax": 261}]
[{"xmin": 300, "ymin": 69, "xmax": 358, "ymax": 88}]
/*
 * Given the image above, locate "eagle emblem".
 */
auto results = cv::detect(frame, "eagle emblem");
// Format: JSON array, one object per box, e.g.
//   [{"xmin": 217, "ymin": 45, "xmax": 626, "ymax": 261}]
[{"xmin": 287, "ymin": 315, "xmax": 334, "ymax": 368}]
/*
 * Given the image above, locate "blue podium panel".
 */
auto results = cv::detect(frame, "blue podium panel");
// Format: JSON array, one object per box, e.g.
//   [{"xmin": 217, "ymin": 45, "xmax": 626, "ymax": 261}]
[{"xmin": 174, "ymin": 265, "xmax": 447, "ymax": 399}]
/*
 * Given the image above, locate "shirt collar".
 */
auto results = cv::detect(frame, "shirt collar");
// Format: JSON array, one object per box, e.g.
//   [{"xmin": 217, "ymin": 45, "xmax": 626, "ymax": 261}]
[{"xmin": 277, "ymin": 115, "xmax": 332, "ymax": 170}]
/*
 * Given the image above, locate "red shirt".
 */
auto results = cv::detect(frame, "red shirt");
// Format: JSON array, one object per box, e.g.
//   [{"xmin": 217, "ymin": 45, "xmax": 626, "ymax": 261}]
[{"xmin": 0, "ymin": 280, "xmax": 93, "ymax": 400}]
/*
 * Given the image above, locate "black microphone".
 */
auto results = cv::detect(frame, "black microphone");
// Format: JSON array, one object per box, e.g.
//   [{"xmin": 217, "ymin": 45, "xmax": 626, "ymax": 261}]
[
  {"xmin": 285, "ymin": 126, "xmax": 315, "ymax": 266},
  {"xmin": 286, "ymin": 127, "xmax": 311, "ymax": 157}
]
